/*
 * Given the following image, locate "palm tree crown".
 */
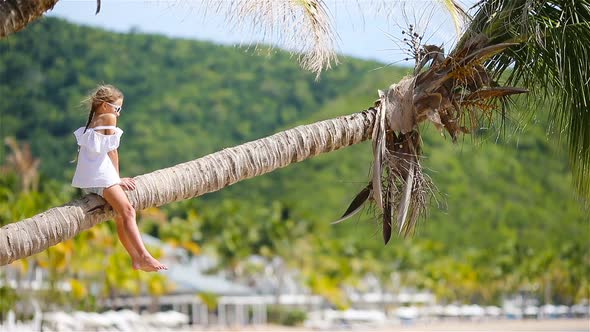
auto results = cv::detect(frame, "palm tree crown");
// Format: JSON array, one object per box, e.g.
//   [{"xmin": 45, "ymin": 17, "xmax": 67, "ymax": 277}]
[{"xmin": 458, "ymin": 0, "xmax": 590, "ymax": 199}]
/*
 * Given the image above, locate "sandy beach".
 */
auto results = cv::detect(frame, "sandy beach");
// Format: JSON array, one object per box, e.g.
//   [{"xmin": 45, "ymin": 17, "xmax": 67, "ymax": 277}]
[{"xmin": 192, "ymin": 319, "xmax": 589, "ymax": 332}]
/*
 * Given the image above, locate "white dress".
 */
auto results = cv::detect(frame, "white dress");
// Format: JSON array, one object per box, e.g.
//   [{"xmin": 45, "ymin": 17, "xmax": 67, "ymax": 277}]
[{"xmin": 71, "ymin": 125, "xmax": 123, "ymax": 189}]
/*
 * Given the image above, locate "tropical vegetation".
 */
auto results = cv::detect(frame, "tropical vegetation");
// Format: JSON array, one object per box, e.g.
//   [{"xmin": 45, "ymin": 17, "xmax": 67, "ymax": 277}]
[{"xmin": 1, "ymin": 12, "xmax": 588, "ymax": 315}]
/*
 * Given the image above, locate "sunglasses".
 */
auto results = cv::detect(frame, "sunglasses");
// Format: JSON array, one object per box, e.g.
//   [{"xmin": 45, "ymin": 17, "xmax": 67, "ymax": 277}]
[{"xmin": 105, "ymin": 102, "xmax": 122, "ymax": 113}]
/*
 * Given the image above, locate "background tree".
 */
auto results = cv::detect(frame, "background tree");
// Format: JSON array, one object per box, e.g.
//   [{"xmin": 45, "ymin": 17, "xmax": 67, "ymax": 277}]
[
  {"xmin": 1, "ymin": 0, "xmax": 589, "ymax": 265},
  {"xmin": 2, "ymin": 137, "xmax": 40, "ymax": 193}
]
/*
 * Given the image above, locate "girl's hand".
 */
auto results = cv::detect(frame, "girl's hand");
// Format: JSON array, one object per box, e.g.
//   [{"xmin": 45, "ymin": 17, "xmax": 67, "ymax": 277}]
[{"xmin": 120, "ymin": 177, "xmax": 137, "ymax": 191}]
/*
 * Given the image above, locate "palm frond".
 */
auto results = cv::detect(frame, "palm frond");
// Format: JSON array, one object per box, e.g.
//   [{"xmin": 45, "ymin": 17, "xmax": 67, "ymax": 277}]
[
  {"xmin": 204, "ymin": 0, "xmax": 338, "ymax": 77},
  {"xmin": 203, "ymin": 0, "xmax": 470, "ymax": 77},
  {"xmin": 437, "ymin": 0, "xmax": 470, "ymax": 34},
  {"xmin": 331, "ymin": 183, "xmax": 371, "ymax": 225},
  {"xmin": 457, "ymin": 0, "xmax": 590, "ymax": 199},
  {"xmin": 0, "ymin": 0, "xmax": 59, "ymax": 38}
]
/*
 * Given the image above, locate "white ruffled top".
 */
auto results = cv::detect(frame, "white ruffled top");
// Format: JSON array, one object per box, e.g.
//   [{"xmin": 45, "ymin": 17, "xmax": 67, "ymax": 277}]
[{"xmin": 71, "ymin": 125, "xmax": 123, "ymax": 189}]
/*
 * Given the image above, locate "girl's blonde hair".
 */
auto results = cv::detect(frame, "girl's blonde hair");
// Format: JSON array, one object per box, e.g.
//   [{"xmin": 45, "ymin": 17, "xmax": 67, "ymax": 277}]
[{"xmin": 83, "ymin": 84, "xmax": 124, "ymax": 132}]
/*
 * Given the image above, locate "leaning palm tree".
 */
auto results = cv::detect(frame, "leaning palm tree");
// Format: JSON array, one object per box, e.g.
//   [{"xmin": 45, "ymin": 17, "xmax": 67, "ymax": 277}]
[{"xmin": 0, "ymin": 0, "xmax": 588, "ymax": 265}]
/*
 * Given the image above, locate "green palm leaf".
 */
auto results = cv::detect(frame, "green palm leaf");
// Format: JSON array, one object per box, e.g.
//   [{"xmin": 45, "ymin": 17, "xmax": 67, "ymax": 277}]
[{"xmin": 457, "ymin": 0, "xmax": 590, "ymax": 199}]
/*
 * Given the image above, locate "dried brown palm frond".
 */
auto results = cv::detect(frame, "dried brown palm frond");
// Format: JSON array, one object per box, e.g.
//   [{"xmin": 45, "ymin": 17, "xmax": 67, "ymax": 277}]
[
  {"xmin": 203, "ymin": 0, "xmax": 338, "ymax": 77},
  {"xmin": 336, "ymin": 31, "xmax": 527, "ymax": 242},
  {"xmin": 0, "ymin": 0, "xmax": 59, "ymax": 38},
  {"xmin": 198, "ymin": 0, "xmax": 470, "ymax": 77}
]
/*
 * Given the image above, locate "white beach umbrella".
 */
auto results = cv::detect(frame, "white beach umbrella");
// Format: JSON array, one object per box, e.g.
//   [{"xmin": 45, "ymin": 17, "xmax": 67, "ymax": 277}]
[
  {"xmin": 524, "ymin": 305, "xmax": 539, "ymax": 317},
  {"xmin": 485, "ymin": 306, "xmax": 502, "ymax": 317},
  {"xmin": 571, "ymin": 303, "xmax": 590, "ymax": 317},
  {"xmin": 461, "ymin": 304, "xmax": 485, "ymax": 317},
  {"xmin": 556, "ymin": 305, "xmax": 569, "ymax": 316},
  {"xmin": 43, "ymin": 311, "xmax": 81, "ymax": 331},
  {"xmin": 395, "ymin": 306, "xmax": 419, "ymax": 320},
  {"xmin": 443, "ymin": 305, "xmax": 461, "ymax": 317},
  {"xmin": 426, "ymin": 305, "xmax": 445, "ymax": 317},
  {"xmin": 144, "ymin": 311, "xmax": 189, "ymax": 328},
  {"xmin": 541, "ymin": 304, "xmax": 557, "ymax": 316}
]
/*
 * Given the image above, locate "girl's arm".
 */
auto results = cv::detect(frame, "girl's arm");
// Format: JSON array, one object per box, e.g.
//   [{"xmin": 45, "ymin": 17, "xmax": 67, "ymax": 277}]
[
  {"xmin": 108, "ymin": 149, "xmax": 120, "ymax": 174},
  {"xmin": 109, "ymin": 148, "xmax": 135, "ymax": 190}
]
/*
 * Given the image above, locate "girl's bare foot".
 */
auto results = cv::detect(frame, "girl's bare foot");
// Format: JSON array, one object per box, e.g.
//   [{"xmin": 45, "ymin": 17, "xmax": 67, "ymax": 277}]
[{"xmin": 132, "ymin": 254, "xmax": 168, "ymax": 272}]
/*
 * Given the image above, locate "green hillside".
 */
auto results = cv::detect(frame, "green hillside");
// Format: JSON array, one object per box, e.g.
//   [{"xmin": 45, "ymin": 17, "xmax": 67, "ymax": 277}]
[
  {"xmin": 1, "ymin": 17, "xmax": 588, "ymax": 306},
  {"xmin": 0, "ymin": 17, "xmax": 399, "ymax": 179}
]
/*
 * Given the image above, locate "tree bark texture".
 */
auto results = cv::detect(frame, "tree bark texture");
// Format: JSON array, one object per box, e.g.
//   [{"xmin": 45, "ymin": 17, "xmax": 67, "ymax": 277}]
[
  {"xmin": 0, "ymin": 0, "xmax": 59, "ymax": 38},
  {"xmin": 0, "ymin": 109, "xmax": 377, "ymax": 265}
]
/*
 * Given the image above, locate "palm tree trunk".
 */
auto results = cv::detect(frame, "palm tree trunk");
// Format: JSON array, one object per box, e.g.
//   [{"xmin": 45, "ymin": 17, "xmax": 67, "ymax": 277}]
[
  {"xmin": 0, "ymin": 108, "xmax": 377, "ymax": 265},
  {"xmin": 0, "ymin": 0, "xmax": 59, "ymax": 38}
]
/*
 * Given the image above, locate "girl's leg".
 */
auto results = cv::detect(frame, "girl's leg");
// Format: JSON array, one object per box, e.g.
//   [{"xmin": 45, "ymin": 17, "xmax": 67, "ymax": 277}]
[
  {"xmin": 102, "ymin": 184, "xmax": 167, "ymax": 272},
  {"xmin": 114, "ymin": 214, "xmax": 138, "ymax": 258}
]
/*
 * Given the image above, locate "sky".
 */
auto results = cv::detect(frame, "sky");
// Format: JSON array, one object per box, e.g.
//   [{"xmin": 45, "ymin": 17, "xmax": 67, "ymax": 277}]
[{"xmin": 47, "ymin": 0, "xmax": 477, "ymax": 67}]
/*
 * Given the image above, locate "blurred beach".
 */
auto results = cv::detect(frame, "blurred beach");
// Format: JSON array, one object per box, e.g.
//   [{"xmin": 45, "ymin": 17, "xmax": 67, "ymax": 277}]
[{"xmin": 193, "ymin": 319, "xmax": 589, "ymax": 332}]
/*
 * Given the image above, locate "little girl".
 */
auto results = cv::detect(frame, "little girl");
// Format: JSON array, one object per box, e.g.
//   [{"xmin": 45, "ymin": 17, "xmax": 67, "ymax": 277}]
[{"xmin": 72, "ymin": 84, "xmax": 167, "ymax": 272}]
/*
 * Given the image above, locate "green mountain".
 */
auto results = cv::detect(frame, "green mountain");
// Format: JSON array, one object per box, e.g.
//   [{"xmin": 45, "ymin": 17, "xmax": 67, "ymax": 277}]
[
  {"xmin": 0, "ymin": 17, "xmax": 399, "ymax": 179},
  {"xmin": 1, "ymin": 17, "xmax": 587, "ymax": 288}
]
